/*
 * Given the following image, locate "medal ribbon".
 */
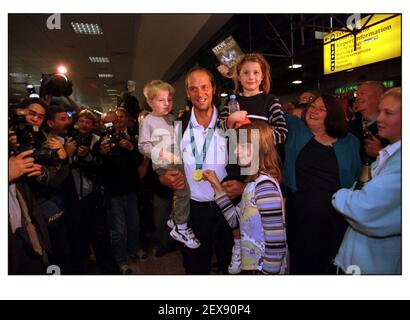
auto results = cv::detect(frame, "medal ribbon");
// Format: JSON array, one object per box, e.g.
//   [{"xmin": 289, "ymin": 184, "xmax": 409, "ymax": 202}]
[{"xmin": 189, "ymin": 121, "xmax": 215, "ymax": 170}]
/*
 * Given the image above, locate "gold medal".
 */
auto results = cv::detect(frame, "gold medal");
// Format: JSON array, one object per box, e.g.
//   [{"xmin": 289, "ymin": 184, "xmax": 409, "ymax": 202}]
[{"xmin": 192, "ymin": 169, "xmax": 203, "ymax": 182}]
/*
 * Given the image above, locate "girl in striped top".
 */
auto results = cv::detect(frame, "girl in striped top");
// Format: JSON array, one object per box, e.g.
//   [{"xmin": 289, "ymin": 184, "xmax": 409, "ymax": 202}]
[{"xmin": 203, "ymin": 121, "xmax": 288, "ymax": 274}]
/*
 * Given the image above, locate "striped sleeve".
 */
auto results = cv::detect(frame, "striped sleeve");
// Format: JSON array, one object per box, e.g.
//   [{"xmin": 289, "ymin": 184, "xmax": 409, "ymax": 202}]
[
  {"xmin": 255, "ymin": 180, "xmax": 287, "ymax": 274},
  {"xmin": 268, "ymin": 100, "xmax": 288, "ymax": 145},
  {"xmin": 215, "ymin": 192, "xmax": 241, "ymax": 229},
  {"xmin": 216, "ymin": 104, "xmax": 230, "ymax": 131}
]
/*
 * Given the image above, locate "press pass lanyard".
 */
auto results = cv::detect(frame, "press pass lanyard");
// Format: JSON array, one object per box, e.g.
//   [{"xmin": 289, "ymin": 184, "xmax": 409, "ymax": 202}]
[{"xmin": 189, "ymin": 121, "xmax": 215, "ymax": 170}]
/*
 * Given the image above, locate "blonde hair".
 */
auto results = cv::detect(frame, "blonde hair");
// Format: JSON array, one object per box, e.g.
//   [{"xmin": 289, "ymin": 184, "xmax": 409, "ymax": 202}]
[
  {"xmin": 238, "ymin": 120, "xmax": 282, "ymax": 183},
  {"xmin": 143, "ymin": 80, "xmax": 175, "ymax": 100},
  {"xmin": 234, "ymin": 53, "xmax": 272, "ymax": 94},
  {"xmin": 382, "ymin": 87, "xmax": 401, "ymax": 105}
]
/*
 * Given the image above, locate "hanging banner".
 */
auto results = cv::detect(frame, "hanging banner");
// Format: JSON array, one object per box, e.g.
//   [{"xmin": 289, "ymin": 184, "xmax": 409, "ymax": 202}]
[{"xmin": 323, "ymin": 14, "xmax": 401, "ymax": 74}]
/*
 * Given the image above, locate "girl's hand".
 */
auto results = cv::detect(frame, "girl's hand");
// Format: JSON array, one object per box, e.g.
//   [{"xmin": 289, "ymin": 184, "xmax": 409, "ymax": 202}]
[
  {"xmin": 227, "ymin": 111, "xmax": 248, "ymax": 128},
  {"xmin": 202, "ymin": 170, "xmax": 223, "ymax": 193},
  {"xmin": 217, "ymin": 64, "xmax": 233, "ymax": 79}
]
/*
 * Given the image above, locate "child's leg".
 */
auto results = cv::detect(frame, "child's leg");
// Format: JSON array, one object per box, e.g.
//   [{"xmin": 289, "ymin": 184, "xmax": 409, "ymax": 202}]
[
  {"xmin": 165, "ymin": 164, "xmax": 200, "ymax": 249},
  {"xmin": 169, "ymin": 164, "xmax": 190, "ymax": 225}
]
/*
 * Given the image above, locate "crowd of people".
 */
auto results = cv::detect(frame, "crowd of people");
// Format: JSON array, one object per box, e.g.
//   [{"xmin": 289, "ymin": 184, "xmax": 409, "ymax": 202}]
[{"xmin": 8, "ymin": 53, "xmax": 401, "ymax": 275}]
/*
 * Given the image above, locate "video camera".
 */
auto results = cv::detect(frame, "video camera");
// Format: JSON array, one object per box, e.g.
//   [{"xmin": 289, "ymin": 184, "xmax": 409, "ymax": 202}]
[
  {"xmin": 9, "ymin": 109, "xmax": 59, "ymax": 166},
  {"xmin": 40, "ymin": 73, "xmax": 73, "ymax": 98}
]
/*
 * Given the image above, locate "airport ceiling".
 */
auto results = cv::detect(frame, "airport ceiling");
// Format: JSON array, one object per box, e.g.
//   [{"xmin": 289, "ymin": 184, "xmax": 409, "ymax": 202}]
[{"xmin": 9, "ymin": 13, "xmax": 366, "ymax": 109}]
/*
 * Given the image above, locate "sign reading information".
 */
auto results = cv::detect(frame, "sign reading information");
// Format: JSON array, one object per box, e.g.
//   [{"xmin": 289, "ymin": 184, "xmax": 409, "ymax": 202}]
[{"xmin": 323, "ymin": 14, "xmax": 401, "ymax": 74}]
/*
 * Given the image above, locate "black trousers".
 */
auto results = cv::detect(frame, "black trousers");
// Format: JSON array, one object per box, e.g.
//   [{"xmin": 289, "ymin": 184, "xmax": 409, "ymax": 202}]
[{"xmin": 182, "ymin": 200, "xmax": 233, "ymax": 275}]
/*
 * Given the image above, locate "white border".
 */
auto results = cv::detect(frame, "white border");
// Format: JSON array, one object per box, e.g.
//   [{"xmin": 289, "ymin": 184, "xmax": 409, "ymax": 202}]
[{"xmin": 1, "ymin": 0, "xmax": 409, "ymax": 300}]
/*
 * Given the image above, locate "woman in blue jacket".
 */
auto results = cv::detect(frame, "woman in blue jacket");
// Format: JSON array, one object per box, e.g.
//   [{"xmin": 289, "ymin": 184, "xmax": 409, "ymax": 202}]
[
  {"xmin": 332, "ymin": 88, "xmax": 401, "ymax": 274},
  {"xmin": 283, "ymin": 94, "xmax": 361, "ymax": 274}
]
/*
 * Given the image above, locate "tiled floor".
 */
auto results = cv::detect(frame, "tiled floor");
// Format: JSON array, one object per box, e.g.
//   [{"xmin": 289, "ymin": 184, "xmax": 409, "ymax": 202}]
[{"xmin": 128, "ymin": 248, "xmax": 185, "ymax": 275}]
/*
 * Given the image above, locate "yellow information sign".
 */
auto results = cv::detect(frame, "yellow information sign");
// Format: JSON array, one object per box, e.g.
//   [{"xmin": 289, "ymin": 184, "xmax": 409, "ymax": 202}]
[{"xmin": 323, "ymin": 14, "xmax": 401, "ymax": 74}]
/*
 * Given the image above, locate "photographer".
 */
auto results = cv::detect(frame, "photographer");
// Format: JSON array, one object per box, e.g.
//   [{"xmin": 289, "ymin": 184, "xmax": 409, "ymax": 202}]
[
  {"xmin": 7, "ymin": 99, "xmax": 59, "ymax": 275},
  {"xmin": 65, "ymin": 109, "xmax": 115, "ymax": 274},
  {"xmin": 9, "ymin": 151, "xmax": 53, "ymax": 275},
  {"xmin": 25, "ymin": 103, "xmax": 73, "ymax": 273},
  {"xmin": 96, "ymin": 109, "xmax": 144, "ymax": 275}
]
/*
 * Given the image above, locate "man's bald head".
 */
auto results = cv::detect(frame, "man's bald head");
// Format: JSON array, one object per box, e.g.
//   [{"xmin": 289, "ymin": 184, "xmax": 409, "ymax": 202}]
[{"xmin": 355, "ymin": 81, "xmax": 385, "ymax": 117}]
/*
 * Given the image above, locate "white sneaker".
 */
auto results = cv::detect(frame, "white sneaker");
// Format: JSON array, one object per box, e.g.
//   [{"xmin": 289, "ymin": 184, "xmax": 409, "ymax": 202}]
[
  {"xmin": 228, "ymin": 243, "xmax": 242, "ymax": 274},
  {"xmin": 170, "ymin": 227, "xmax": 201, "ymax": 249},
  {"xmin": 167, "ymin": 219, "xmax": 175, "ymax": 229}
]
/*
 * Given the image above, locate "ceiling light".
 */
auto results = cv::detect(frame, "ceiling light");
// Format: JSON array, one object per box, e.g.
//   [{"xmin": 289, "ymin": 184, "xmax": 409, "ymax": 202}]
[
  {"xmin": 89, "ymin": 56, "xmax": 110, "ymax": 63},
  {"xmin": 71, "ymin": 22, "xmax": 103, "ymax": 35},
  {"xmin": 57, "ymin": 65, "xmax": 67, "ymax": 74},
  {"xmin": 346, "ymin": 68, "xmax": 354, "ymax": 72},
  {"xmin": 288, "ymin": 64, "xmax": 303, "ymax": 69},
  {"xmin": 220, "ymin": 93, "xmax": 228, "ymax": 97},
  {"xmin": 108, "ymin": 93, "xmax": 118, "ymax": 96},
  {"xmin": 292, "ymin": 80, "xmax": 303, "ymax": 84},
  {"xmin": 106, "ymin": 89, "xmax": 117, "ymax": 92},
  {"xmin": 98, "ymin": 74, "xmax": 114, "ymax": 78}
]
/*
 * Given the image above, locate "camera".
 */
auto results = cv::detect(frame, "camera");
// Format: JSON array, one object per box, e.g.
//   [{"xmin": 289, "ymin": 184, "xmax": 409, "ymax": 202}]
[
  {"xmin": 70, "ymin": 128, "xmax": 93, "ymax": 148},
  {"xmin": 9, "ymin": 109, "xmax": 59, "ymax": 166},
  {"xmin": 40, "ymin": 73, "xmax": 73, "ymax": 98},
  {"xmin": 103, "ymin": 122, "xmax": 127, "ymax": 154}
]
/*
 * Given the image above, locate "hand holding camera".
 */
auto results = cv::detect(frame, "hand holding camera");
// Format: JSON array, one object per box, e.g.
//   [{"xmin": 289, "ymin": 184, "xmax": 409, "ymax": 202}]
[
  {"xmin": 9, "ymin": 150, "xmax": 45, "ymax": 181},
  {"xmin": 119, "ymin": 138, "xmax": 134, "ymax": 151},
  {"xmin": 47, "ymin": 138, "xmax": 67, "ymax": 160},
  {"xmin": 65, "ymin": 137, "xmax": 77, "ymax": 158},
  {"xmin": 100, "ymin": 139, "xmax": 111, "ymax": 156},
  {"xmin": 77, "ymin": 145, "xmax": 90, "ymax": 157}
]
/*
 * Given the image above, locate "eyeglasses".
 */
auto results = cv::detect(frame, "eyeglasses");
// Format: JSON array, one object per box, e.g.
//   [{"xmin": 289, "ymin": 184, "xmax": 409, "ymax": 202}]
[
  {"xmin": 27, "ymin": 109, "xmax": 45, "ymax": 120},
  {"xmin": 301, "ymin": 96, "xmax": 315, "ymax": 103},
  {"xmin": 308, "ymin": 104, "xmax": 327, "ymax": 113}
]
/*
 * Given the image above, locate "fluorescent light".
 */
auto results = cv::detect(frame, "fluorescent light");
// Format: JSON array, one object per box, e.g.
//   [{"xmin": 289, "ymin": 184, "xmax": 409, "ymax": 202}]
[
  {"xmin": 346, "ymin": 68, "xmax": 354, "ymax": 72},
  {"xmin": 98, "ymin": 74, "xmax": 114, "ymax": 78},
  {"xmin": 89, "ymin": 56, "xmax": 110, "ymax": 63},
  {"xmin": 292, "ymin": 80, "xmax": 303, "ymax": 84},
  {"xmin": 9, "ymin": 72, "xmax": 29, "ymax": 77},
  {"xmin": 288, "ymin": 64, "xmax": 303, "ymax": 69},
  {"xmin": 71, "ymin": 22, "xmax": 103, "ymax": 35},
  {"xmin": 108, "ymin": 93, "xmax": 118, "ymax": 96},
  {"xmin": 106, "ymin": 89, "xmax": 117, "ymax": 92},
  {"xmin": 220, "ymin": 93, "xmax": 228, "ymax": 97}
]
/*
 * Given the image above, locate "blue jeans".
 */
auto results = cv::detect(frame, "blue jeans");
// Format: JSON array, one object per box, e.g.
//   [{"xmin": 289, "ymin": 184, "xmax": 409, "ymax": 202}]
[{"xmin": 107, "ymin": 191, "xmax": 140, "ymax": 267}]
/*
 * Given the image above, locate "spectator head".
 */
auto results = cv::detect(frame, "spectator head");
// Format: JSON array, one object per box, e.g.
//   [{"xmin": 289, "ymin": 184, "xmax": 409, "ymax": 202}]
[
  {"xmin": 115, "ymin": 107, "xmax": 129, "ymax": 131},
  {"xmin": 306, "ymin": 94, "xmax": 348, "ymax": 139},
  {"xmin": 77, "ymin": 109, "xmax": 97, "ymax": 135},
  {"xmin": 185, "ymin": 67, "xmax": 216, "ymax": 112},
  {"xmin": 377, "ymin": 87, "xmax": 401, "ymax": 144},
  {"xmin": 143, "ymin": 80, "xmax": 175, "ymax": 117},
  {"xmin": 19, "ymin": 98, "xmax": 47, "ymax": 127},
  {"xmin": 235, "ymin": 53, "xmax": 271, "ymax": 95},
  {"xmin": 46, "ymin": 103, "xmax": 70, "ymax": 136},
  {"xmin": 298, "ymin": 91, "xmax": 316, "ymax": 105},
  {"xmin": 355, "ymin": 81, "xmax": 385, "ymax": 117}
]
